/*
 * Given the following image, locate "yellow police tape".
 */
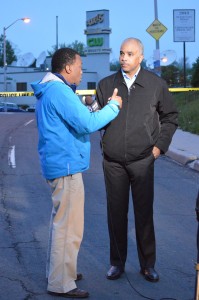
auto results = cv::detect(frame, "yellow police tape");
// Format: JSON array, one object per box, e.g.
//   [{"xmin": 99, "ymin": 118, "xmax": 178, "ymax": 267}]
[
  {"xmin": 0, "ymin": 88, "xmax": 199, "ymax": 98},
  {"xmin": 169, "ymin": 88, "xmax": 199, "ymax": 92},
  {"xmin": 0, "ymin": 90, "xmax": 96, "ymax": 97}
]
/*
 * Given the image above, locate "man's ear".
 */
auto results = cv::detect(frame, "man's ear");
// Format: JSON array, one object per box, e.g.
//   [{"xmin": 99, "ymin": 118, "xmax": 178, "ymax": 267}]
[
  {"xmin": 65, "ymin": 64, "xmax": 71, "ymax": 74},
  {"xmin": 139, "ymin": 55, "xmax": 144, "ymax": 63}
]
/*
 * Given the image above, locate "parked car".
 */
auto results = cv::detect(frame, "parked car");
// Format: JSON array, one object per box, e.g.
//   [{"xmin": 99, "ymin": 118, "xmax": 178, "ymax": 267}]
[
  {"xmin": 0, "ymin": 102, "xmax": 4, "ymax": 112},
  {"xmin": 26, "ymin": 105, "xmax": 35, "ymax": 112},
  {"xmin": 0, "ymin": 102, "xmax": 25, "ymax": 112}
]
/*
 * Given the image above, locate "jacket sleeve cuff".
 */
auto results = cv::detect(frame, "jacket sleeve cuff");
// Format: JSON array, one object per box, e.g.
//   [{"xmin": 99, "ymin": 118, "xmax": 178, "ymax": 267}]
[{"xmin": 107, "ymin": 100, "xmax": 120, "ymax": 111}]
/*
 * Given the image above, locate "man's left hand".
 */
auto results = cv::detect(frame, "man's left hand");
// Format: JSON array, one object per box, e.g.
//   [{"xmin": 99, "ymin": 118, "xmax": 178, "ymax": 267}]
[{"xmin": 152, "ymin": 146, "xmax": 161, "ymax": 159}]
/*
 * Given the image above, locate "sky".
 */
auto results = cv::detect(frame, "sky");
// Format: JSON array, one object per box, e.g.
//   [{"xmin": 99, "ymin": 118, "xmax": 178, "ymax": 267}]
[{"xmin": 1, "ymin": 0, "xmax": 198, "ymax": 66}]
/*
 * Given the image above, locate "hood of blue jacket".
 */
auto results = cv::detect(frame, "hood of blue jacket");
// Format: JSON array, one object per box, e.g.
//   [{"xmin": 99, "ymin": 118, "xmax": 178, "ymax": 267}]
[{"xmin": 31, "ymin": 72, "xmax": 63, "ymax": 99}]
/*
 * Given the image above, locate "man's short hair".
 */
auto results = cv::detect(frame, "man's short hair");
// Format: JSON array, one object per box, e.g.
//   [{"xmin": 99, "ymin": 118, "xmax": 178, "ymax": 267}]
[{"xmin": 51, "ymin": 48, "xmax": 79, "ymax": 73}]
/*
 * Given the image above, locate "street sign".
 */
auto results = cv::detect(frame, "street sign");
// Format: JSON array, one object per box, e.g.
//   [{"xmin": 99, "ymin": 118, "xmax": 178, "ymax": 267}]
[
  {"xmin": 146, "ymin": 19, "xmax": 167, "ymax": 40},
  {"xmin": 173, "ymin": 9, "xmax": 195, "ymax": 42}
]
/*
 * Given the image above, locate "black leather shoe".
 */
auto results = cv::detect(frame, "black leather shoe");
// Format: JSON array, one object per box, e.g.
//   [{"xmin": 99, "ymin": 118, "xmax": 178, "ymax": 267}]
[
  {"xmin": 47, "ymin": 273, "xmax": 83, "ymax": 283},
  {"xmin": 140, "ymin": 267, "xmax": 159, "ymax": 282},
  {"xmin": 76, "ymin": 273, "xmax": 83, "ymax": 281},
  {"xmin": 48, "ymin": 288, "xmax": 89, "ymax": 298},
  {"xmin": 106, "ymin": 265, "xmax": 124, "ymax": 280}
]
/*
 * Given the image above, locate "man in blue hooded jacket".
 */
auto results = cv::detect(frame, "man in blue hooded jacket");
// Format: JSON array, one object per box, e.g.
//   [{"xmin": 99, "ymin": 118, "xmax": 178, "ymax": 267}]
[{"xmin": 31, "ymin": 47, "xmax": 122, "ymax": 298}]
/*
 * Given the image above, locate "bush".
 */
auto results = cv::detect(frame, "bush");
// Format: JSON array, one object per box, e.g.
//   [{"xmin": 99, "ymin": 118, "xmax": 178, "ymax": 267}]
[
  {"xmin": 172, "ymin": 91, "xmax": 199, "ymax": 134},
  {"xmin": 191, "ymin": 57, "xmax": 199, "ymax": 87}
]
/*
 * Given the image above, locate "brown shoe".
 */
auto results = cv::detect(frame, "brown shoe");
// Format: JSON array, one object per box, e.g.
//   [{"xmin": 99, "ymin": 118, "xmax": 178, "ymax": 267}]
[{"xmin": 48, "ymin": 288, "xmax": 89, "ymax": 298}]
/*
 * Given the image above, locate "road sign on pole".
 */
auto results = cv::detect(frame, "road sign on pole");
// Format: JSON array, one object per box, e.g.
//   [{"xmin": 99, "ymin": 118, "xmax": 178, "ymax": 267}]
[
  {"xmin": 173, "ymin": 9, "xmax": 195, "ymax": 42},
  {"xmin": 173, "ymin": 9, "xmax": 195, "ymax": 87},
  {"xmin": 146, "ymin": 19, "xmax": 167, "ymax": 41}
]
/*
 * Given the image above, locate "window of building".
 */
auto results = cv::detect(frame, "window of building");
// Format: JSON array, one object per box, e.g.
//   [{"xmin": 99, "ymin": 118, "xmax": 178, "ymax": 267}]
[
  {"xmin": 87, "ymin": 82, "xmax": 96, "ymax": 90},
  {"xmin": 16, "ymin": 82, "xmax": 27, "ymax": 91}
]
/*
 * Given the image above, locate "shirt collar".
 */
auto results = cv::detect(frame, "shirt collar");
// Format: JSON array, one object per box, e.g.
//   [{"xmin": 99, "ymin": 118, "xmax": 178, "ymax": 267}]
[{"xmin": 121, "ymin": 67, "xmax": 141, "ymax": 89}]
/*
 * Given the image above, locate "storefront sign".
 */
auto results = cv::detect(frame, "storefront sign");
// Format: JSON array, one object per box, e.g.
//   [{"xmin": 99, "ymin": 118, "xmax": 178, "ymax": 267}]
[
  {"xmin": 87, "ymin": 38, "xmax": 103, "ymax": 47},
  {"xmin": 87, "ymin": 14, "xmax": 104, "ymax": 27}
]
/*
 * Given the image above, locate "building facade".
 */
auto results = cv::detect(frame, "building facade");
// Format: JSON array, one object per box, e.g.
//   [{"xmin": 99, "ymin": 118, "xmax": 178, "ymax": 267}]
[{"xmin": 0, "ymin": 9, "xmax": 114, "ymax": 106}]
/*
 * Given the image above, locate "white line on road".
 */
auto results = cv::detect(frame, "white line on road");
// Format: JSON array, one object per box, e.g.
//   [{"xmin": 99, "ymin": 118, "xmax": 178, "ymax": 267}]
[
  {"xmin": 8, "ymin": 145, "xmax": 16, "ymax": 168},
  {"xmin": 24, "ymin": 119, "xmax": 34, "ymax": 126}
]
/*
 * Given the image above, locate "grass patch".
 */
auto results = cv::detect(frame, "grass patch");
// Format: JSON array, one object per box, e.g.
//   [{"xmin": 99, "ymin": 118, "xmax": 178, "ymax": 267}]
[{"xmin": 172, "ymin": 91, "xmax": 199, "ymax": 135}]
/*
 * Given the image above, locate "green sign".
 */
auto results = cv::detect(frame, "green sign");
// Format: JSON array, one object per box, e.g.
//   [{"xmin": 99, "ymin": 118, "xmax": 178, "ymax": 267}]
[{"xmin": 87, "ymin": 38, "xmax": 103, "ymax": 47}]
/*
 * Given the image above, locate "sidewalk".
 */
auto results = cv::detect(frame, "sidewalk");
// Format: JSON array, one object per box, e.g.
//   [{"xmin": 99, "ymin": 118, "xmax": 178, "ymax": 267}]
[{"xmin": 166, "ymin": 128, "xmax": 199, "ymax": 172}]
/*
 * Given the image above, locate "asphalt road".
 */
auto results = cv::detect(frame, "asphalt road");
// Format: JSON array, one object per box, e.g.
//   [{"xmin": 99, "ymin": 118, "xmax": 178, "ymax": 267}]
[{"xmin": 0, "ymin": 112, "xmax": 199, "ymax": 300}]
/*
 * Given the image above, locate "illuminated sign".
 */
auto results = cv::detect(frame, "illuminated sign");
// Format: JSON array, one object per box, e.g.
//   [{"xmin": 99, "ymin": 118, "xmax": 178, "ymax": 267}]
[
  {"xmin": 85, "ymin": 10, "xmax": 111, "ymax": 54},
  {"xmin": 87, "ymin": 38, "xmax": 103, "ymax": 47},
  {"xmin": 87, "ymin": 14, "xmax": 104, "ymax": 26}
]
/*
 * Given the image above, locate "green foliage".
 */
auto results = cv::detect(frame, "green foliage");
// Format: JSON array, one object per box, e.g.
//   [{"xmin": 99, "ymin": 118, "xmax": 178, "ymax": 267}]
[
  {"xmin": 161, "ymin": 65, "xmax": 180, "ymax": 87},
  {"xmin": 110, "ymin": 59, "xmax": 120, "ymax": 71},
  {"xmin": 67, "ymin": 40, "xmax": 86, "ymax": 56},
  {"xmin": 0, "ymin": 34, "xmax": 17, "ymax": 67},
  {"xmin": 47, "ymin": 40, "xmax": 86, "ymax": 56},
  {"xmin": 141, "ymin": 59, "xmax": 147, "ymax": 69},
  {"xmin": 110, "ymin": 58, "xmax": 147, "ymax": 72},
  {"xmin": 47, "ymin": 44, "xmax": 64, "ymax": 56},
  {"xmin": 172, "ymin": 91, "xmax": 199, "ymax": 134},
  {"xmin": 161, "ymin": 61, "xmax": 193, "ymax": 87},
  {"xmin": 191, "ymin": 57, "xmax": 199, "ymax": 87}
]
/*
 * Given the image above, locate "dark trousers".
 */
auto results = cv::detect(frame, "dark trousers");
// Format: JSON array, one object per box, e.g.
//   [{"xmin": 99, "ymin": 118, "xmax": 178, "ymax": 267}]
[{"xmin": 103, "ymin": 154, "xmax": 156, "ymax": 270}]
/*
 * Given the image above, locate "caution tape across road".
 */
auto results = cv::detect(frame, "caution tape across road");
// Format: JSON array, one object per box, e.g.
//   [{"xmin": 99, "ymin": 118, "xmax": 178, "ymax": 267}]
[
  {"xmin": 169, "ymin": 88, "xmax": 199, "ymax": 92},
  {"xmin": 0, "ymin": 88, "xmax": 199, "ymax": 98},
  {"xmin": 0, "ymin": 90, "xmax": 96, "ymax": 98},
  {"xmin": 0, "ymin": 92, "xmax": 34, "ymax": 97}
]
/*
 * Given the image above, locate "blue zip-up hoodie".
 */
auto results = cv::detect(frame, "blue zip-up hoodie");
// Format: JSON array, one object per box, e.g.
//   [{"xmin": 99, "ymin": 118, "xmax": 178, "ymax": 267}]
[{"xmin": 31, "ymin": 72, "xmax": 120, "ymax": 180}]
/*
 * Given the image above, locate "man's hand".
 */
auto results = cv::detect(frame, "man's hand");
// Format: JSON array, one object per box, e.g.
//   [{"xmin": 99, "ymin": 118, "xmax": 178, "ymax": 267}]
[
  {"xmin": 152, "ymin": 146, "xmax": 161, "ymax": 159},
  {"xmin": 109, "ymin": 88, "xmax": 122, "ymax": 109}
]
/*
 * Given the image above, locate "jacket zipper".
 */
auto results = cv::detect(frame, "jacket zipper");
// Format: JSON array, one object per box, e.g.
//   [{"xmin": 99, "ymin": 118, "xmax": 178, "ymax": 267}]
[
  {"xmin": 124, "ymin": 84, "xmax": 131, "ymax": 162},
  {"xmin": 67, "ymin": 163, "xmax": 70, "ymax": 175}
]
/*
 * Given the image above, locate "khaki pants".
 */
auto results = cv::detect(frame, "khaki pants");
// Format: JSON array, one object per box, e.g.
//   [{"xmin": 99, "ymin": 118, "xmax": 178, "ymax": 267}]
[{"xmin": 46, "ymin": 173, "xmax": 84, "ymax": 293}]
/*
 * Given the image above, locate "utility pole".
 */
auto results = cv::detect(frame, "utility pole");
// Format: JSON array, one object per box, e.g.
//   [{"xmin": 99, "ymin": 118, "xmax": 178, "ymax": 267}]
[
  {"xmin": 56, "ymin": 16, "xmax": 58, "ymax": 50},
  {"xmin": 154, "ymin": 0, "xmax": 161, "ymax": 76}
]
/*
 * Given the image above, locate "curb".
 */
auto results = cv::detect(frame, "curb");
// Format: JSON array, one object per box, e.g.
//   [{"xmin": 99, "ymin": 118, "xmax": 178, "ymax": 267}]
[
  {"xmin": 193, "ymin": 160, "xmax": 199, "ymax": 172},
  {"xmin": 166, "ymin": 146, "xmax": 199, "ymax": 172}
]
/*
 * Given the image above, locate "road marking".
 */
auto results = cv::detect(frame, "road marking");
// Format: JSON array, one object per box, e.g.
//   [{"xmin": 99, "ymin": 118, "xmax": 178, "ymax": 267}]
[
  {"xmin": 24, "ymin": 119, "xmax": 34, "ymax": 126},
  {"xmin": 8, "ymin": 145, "xmax": 16, "ymax": 168}
]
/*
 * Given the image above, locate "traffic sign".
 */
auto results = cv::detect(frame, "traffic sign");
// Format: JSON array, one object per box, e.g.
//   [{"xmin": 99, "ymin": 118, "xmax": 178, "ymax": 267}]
[
  {"xmin": 146, "ymin": 19, "xmax": 167, "ymax": 40},
  {"xmin": 173, "ymin": 9, "xmax": 195, "ymax": 42}
]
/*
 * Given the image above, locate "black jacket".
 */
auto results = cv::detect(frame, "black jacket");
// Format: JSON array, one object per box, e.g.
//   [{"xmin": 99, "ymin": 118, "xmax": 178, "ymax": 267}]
[{"xmin": 96, "ymin": 68, "xmax": 178, "ymax": 163}]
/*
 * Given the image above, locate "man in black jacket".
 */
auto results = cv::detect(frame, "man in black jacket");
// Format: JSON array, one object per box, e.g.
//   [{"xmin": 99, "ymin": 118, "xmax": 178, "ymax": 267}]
[{"xmin": 96, "ymin": 37, "xmax": 178, "ymax": 282}]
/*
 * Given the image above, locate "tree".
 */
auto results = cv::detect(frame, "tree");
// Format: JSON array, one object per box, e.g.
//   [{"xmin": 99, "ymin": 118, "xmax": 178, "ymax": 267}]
[
  {"xmin": 110, "ymin": 58, "xmax": 147, "ymax": 72},
  {"xmin": 141, "ymin": 59, "xmax": 147, "ymax": 69},
  {"xmin": 161, "ymin": 65, "xmax": 180, "ymax": 87},
  {"xmin": 0, "ymin": 34, "xmax": 17, "ymax": 67},
  {"xmin": 66, "ymin": 40, "xmax": 86, "ymax": 56},
  {"xmin": 191, "ymin": 57, "xmax": 199, "ymax": 87},
  {"xmin": 110, "ymin": 59, "xmax": 120, "ymax": 71},
  {"xmin": 174, "ymin": 58, "xmax": 192, "ymax": 87},
  {"xmin": 47, "ymin": 44, "xmax": 65, "ymax": 56},
  {"xmin": 160, "ymin": 57, "xmax": 194, "ymax": 87},
  {"xmin": 47, "ymin": 40, "xmax": 86, "ymax": 57}
]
